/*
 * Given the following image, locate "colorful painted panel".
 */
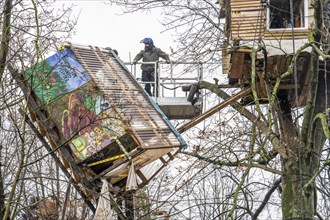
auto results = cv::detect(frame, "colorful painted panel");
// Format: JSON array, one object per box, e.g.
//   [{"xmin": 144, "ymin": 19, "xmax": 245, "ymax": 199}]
[
  {"xmin": 24, "ymin": 49, "xmax": 126, "ymax": 161},
  {"xmin": 47, "ymin": 84, "xmax": 125, "ymax": 161},
  {"xmin": 24, "ymin": 49, "xmax": 91, "ymax": 104}
]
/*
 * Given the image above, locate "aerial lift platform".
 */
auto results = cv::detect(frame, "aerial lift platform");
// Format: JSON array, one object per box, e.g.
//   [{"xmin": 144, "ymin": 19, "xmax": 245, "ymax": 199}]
[{"xmin": 126, "ymin": 60, "xmax": 203, "ymax": 120}]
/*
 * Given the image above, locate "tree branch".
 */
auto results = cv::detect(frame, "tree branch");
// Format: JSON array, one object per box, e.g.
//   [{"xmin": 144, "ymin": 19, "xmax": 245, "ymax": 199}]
[{"xmin": 252, "ymin": 178, "xmax": 281, "ymax": 220}]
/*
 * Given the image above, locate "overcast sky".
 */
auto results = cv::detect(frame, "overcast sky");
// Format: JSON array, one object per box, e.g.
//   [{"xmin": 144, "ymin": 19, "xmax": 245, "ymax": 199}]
[{"xmin": 55, "ymin": 1, "xmax": 173, "ymax": 62}]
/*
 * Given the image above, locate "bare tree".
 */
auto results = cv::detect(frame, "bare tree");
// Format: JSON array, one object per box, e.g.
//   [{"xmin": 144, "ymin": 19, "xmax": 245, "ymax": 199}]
[
  {"xmin": 0, "ymin": 1, "xmax": 91, "ymax": 219},
  {"xmin": 105, "ymin": 0, "xmax": 330, "ymax": 219},
  {"xmin": 1, "ymin": 0, "xmax": 329, "ymax": 219}
]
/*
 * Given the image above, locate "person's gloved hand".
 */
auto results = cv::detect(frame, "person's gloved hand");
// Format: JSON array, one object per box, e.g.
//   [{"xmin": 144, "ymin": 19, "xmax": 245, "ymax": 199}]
[
  {"xmin": 132, "ymin": 60, "xmax": 137, "ymax": 65},
  {"xmin": 166, "ymin": 60, "xmax": 171, "ymax": 64}
]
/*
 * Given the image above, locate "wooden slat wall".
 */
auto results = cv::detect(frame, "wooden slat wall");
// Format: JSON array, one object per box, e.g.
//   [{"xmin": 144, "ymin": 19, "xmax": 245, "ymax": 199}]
[
  {"xmin": 229, "ymin": 0, "xmax": 312, "ymax": 41},
  {"xmin": 231, "ymin": 0, "xmax": 264, "ymax": 10},
  {"xmin": 221, "ymin": 42, "xmax": 230, "ymax": 74},
  {"xmin": 230, "ymin": 0, "xmax": 265, "ymax": 40}
]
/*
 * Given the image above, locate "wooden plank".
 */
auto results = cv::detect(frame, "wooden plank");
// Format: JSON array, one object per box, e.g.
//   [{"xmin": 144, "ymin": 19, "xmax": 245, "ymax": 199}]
[
  {"xmin": 167, "ymin": 152, "xmax": 174, "ymax": 160},
  {"xmin": 231, "ymin": 7, "xmax": 264, "ymax": 11},
  {"xmin": 135, "ymin": 151, "xmax": 177, "ymax": 189},
  {"xmin": 49, "ymin": 137, "xmax": 71, "ymax": 169},
  {"xmin": 231, "ymin": 0, "xmax": 261, "ymax": 2},
  {"xmin": 256, "ymin": 70, "xmax": 268, "ymax": 99},
  {"xmin": 231, "ymin": 5, "xmax": 264, "ymax": 11},
  {"xmin": 231, "ymin": 13, "xmax": 262, "ymax": 19},
  {"xmin": 228, "ymin": 48, "xmax": 253, "ymax": 54},
  {"xmin": 231, "ymin": 0, "xmax": 261, "ymax": 4},
  {"xmin": 221, "ymin": 43, "xmax": 230, "ymax": 74},
  {"xmin": 264, "ymin": 29, "xmax": 309, "ymax": 39},
  {"xmin": 296, "ymin": 59, "xmax": 313, "ymax": 107},
  {"xmin": 242, "ymin": 62, "xmax": 252, "ymax": 82},
  {"xmin": 135, "ymin": 169, "xmax": 148, "ymax": 183},
  {"xmin": 231, "ymin": 24, "xmax": 265, "ymax": 30},
  {"xmin": 267, "ymin": 56, "xmax": 275, "ymax": 78},
  {"xmin": 278, "ymin": 55, "xmax": 288, "ymax": 74},
  {"xmin": 159, "ymin": 156, "xmax": 167, "ymax": 164},
  {"xmin": 178, "ymin": 88, "xmax": 252, "ymax": 134},
  {"xmin": 229, "ymin": 53, "xmax": 245, "ymax": 79},
  {"xmin": 231, "ymin": 23, "xmax": 264, "ymax": 29},
  {"xmin": 231, "ymin": 29, "xmax": 265, "ymax": 36},
  {"xmin": 231, "ymin": 22, "xmax": 264, "ymax": 28}
]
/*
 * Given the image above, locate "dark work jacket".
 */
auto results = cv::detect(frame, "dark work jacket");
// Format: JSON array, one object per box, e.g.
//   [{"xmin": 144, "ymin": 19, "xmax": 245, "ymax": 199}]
[{"xmin": 133, "ymin": 46, "xmax": 170, "ymax": 71}]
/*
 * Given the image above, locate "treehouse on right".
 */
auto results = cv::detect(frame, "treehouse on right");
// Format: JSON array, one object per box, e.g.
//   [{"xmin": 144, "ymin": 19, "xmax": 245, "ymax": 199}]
[{"xmin": 219, "ymin": 0, "xmax": 314, "ymax": 107}]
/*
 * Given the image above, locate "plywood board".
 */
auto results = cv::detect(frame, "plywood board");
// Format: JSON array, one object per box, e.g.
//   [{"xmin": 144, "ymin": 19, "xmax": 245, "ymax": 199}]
[{"xmin": 229, "ymin": 52, "xmax": 245, "ymax": 79}]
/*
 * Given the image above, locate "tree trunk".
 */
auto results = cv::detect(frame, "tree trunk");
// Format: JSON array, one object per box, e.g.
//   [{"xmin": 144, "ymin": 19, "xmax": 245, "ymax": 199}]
[
  {"xmin": 0, "ymin": 0, "xmax": 12, "ymax": 83},
  {"xmin": 278, "ymin": 95, "xmax": 315, "ymax": 219},
  {"xmin": 0, "ymin": 145, "xmax": 4, "ymax": 220},
  {"xmin": 280, "ymin": 70, "xmax": 328, "ymax": 219},
  {"xmin": 0, "ymin": 0, "xmax": 12, "ymax": 218},
  {"xmin": 280, "ymin": 0, "xmax": 326, "ymax": 218},
  {"xmin": 281, "ymin": 160, "xmax": 316, "ymax": 220}
]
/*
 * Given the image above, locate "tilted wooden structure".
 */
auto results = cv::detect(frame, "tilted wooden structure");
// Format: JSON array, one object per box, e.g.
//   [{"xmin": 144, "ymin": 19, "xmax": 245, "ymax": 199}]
[
  {"xmin": 17, "ymin": 43, "xmax": 187, "ymax": 212},
  {"xmin": 219, "ymin": 0, "xmax": 314, "ymax": 106}
]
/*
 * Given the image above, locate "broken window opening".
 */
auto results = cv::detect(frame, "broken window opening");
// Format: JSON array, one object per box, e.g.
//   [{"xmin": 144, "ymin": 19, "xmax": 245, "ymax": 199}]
[{"xmin": 268, "ymin": 0, "xmax": 306, "ymax": 29}]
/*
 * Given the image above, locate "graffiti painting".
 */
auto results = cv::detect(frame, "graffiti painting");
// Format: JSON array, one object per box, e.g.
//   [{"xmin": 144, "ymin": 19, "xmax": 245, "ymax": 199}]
[
  {"xmin": 24, "ymin": 49, "xmax": 91, "ymax": 104},
  {"xmin": 25, "ymin": 48, "xmax": 126, "ymax": 161},
  {"xmin": 48, "ymin": 85, "xmax": 125, "ymax": 161}
]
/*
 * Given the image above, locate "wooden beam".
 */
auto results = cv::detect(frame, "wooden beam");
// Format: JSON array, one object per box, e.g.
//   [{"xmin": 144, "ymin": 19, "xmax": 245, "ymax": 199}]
[
  {"xmin": 178, "ymin": 87, "xmax": 252, "ymax": 134},
  {"xmin": 135, "ymin": 170, "xmax": 148, "ymax": 184}
]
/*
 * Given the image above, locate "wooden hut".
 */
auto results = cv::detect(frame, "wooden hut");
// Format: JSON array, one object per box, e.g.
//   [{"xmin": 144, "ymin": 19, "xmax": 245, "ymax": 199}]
[
  {"xmin": 219, "ymin": 0, "xmax": 314, "ymax": 106},
  {"xmin": 18, "ymin": 44, "xmax": 187, "ymax": 204}
]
